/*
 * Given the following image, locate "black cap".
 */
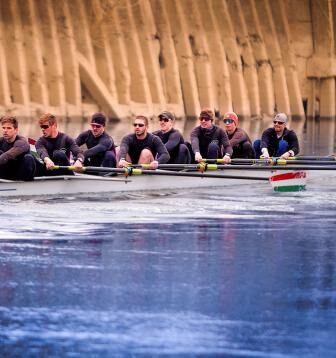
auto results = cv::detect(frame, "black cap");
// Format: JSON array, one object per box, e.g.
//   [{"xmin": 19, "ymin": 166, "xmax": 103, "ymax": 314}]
[
  {"xmin": 91, "ymin": 112, "xmax": 106, "ymax": 126},
  {"xmin": 158, "ymin": 111, "xmax": 175, "ymax": 121}
]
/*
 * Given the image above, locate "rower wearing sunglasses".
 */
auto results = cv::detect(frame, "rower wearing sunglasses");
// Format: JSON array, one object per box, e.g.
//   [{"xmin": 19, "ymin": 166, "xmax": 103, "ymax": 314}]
[
  {"xmin": 152, "ymin": 111, "xmax": 190, "ymax": 164},
  {"xmin": 253, "ymin": 113, "xmax": 299, "ymax": 159},
  {"xmin": 35, "ymin": 113, "xmax": 84, "ymax": 176},
  {"xmin": 190, "ymin": 108, "xmax": 232, "ymax": 163},
  {"xmin": 118, "ymin": 115, "xmax": 170, "ymax": 169},
  {"xmin": 223, "ymin": 112, "xmax": 255, "ymax": 159},
  {"xmin": 75, "ymin": 112, "xmax": 116, "ymax": 171}
]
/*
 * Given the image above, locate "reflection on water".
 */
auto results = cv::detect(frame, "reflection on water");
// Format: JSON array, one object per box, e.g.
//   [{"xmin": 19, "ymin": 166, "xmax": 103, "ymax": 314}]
[{"xmin": 1, "ymin": 204, "xmax": 336, "ymax": 357}]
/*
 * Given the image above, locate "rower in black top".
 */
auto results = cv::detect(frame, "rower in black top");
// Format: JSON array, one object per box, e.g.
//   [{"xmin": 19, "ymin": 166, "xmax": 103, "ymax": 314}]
[
  {"xmin": 76, "ymin": 112, "xmax": 116, "ymax": 169},
  {"xmin": 35, "ymin": 113, "xmax": 84, "ymax": 176},
  {"xmin": 0, "ymin": 116, "xmax": 36, "ymax": 181},
  {"xmin": 253, "ymin": 113, "xmax": 300, "ymax": 159},
  {"xmin": 190, "ymin": 108, "xmax": 233, "ymax": 163},
  {"xmin": 118, "ymin": 115, "xmax": 170, "ymax": 169},
  {"xmin": 152, "ymin": 111, "xmax": 190, "ymax": 164}
]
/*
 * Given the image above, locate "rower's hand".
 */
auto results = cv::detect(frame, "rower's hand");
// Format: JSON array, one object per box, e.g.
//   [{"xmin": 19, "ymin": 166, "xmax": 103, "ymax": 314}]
[
  {"xmin": 280, "ymin": 151, "xmax": 290, "ymax": 160},
  {"xmin": 73, "ymin": 159, "xmax": 84, "ymax": 172},
  {"xmin": 149, "ymin": 160, "xmax": 159, "ymax": 170},
  {"xmin": 195, "ymin": 152, "xmax": 203, "ymax": 162},
  {"xmin": 222, "ymin": 154, "xmax": 231, "ymax": 164},
  {"xmin": 44, "ymin": 157, "xmax": 55, "ymax": 170},
  {"xmin": 260, "ymin": 148, "xmax": 270, "ymax": 159},
  {"xmin": 118, "ymin": 159, "xmax": 131, "ymax": 168}
]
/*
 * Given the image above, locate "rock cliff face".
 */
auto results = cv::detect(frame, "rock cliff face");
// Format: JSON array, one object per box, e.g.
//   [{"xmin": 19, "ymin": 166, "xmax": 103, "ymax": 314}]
[{"xmin": 0, "ymin": 0, "xmax": 335, "ymax": 150}]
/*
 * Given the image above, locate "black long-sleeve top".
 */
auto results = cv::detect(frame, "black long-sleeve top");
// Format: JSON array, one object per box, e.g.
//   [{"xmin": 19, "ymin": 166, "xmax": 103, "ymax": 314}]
[
  {"xmin": 36, "ymin": 132, "xmax": 84, "ymax": 162},
  {"xmin": 119, "ymin": 133, "xmax": 170, "ymax": 164},
  {"xmin": 190, "ymin": 125, "xmax": 233, "ymax": 157},
  {"xmin": 0, "ymin": 135, "xmax": 30, "ymax": 165},
  {"xmin": 152, "ymin": 128, "xmax": 184, "ymax": 161},
  {"xmin": 75, "ymin": 130, "xmax": 114, "ymax": 158},
  {"xmin": 261, "ymin": 127, "xmax": 299, "ymax": 156}
]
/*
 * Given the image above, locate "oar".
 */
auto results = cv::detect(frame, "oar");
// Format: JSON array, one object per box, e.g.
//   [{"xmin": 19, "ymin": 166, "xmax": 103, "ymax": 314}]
[
  {"xmin": 289, "ymin": 155, "xmax": 336, "ymax": 161},
  {"xmin": 201, "ymin": 158, "xmax": 276, "ymax": 165},
  {"xmin": 274, "ymin": 159, "xmax": 336, "ymax": 166},
  {"xmin": 53, "ymin": 165, "xmax": 269, "ymax": 181},
  {"xmin": 201, "ymin": 157, "xmax": 336, "ymax": 165},
  {"xmin": 138, "ymin": 163, "xmax": 336, "ymax": 171}
]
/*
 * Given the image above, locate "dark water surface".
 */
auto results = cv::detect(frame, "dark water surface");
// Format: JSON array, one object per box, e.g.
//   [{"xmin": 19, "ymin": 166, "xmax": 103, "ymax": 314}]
[{"xmin": 1, "ymin": 181, "xmax": 336, "ymax": 357}]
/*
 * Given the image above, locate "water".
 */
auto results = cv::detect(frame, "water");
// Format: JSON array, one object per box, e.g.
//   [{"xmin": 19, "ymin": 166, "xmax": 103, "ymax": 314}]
[{"xmin": 1, "ymin": 181, "xmax": 336, "ymax": 357}]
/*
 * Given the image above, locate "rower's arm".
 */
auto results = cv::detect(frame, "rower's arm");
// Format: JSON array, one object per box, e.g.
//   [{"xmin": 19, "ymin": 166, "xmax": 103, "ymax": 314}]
[
  {"xmin": 0, "ymin": 139, "xmax": 29, "ymax": 165},
  {"xmin": 154, "ymin": 136, "xmax": 170, "ymax": 164}
]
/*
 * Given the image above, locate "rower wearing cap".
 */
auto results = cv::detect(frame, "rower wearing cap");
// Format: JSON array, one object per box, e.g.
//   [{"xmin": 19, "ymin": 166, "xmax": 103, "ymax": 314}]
[
  {"xmin": 190, "ymin": 108, "xmax": 232, "ymax": 163},
  {"xmin": 254, "ymin": 113, "xmax": 299, "ymax": 159},
  {"xmin": 223, "ymin": 111, "xmax": 255, "ymax": 159},
  {"xmin": 75, "ymin": 112, "xmax": 116, "ymax": 169},
  {"xmin": 35, "ymin": 113, "xmax": 84, "ymax": 176},
  {"xmin": 0, "ymin": 116, "xmax": 36, "ymax": 181},
  {"xmin": 118, "ymin": 115, "xmax": 170, "ymax": 169},
  {"xmin": 152, "ymin": 111, "xmax": 190, "ymax": 164}
]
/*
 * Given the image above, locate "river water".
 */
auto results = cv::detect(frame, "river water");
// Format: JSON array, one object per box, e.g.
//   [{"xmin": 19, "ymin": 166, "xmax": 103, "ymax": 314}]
[{"xmin": 0, "ymin": 179, "xmax": 336, "ymax": 357}]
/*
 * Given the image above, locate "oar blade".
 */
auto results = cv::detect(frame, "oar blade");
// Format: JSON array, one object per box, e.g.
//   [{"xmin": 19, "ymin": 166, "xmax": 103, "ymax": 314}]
[{"xmin": 270, "ymin": 171, "xmax": 307, "ymax": 192}]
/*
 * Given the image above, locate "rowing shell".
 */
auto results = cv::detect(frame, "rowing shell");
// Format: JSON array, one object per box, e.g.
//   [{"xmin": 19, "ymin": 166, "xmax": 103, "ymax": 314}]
[
  {"xmin": 1, "ymin": 168, "xmax": 332, "ymax": 197},
  {"xmin": 0, "ymin": 170, "xmax": 268, "ymax": 197}
]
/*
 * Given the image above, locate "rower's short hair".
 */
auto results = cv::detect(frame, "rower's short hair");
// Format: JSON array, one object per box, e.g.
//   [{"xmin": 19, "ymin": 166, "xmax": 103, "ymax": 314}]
[
  {"xmin": 1, "ymin": 115, "xmax": 18, "ymax": 129},
  {"xmin": 39, "ymin": 113, "xmax": 57, "ymax": 126},
  {"xmin": 135, "ymin": 115, "xmax": 149, "ymax": 126}
]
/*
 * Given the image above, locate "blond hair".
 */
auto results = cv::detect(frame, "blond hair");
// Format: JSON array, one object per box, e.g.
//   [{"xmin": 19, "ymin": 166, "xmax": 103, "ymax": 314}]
[{"xmin": 39, "ymin": 113, "xmax": 57, "ymax": 126}]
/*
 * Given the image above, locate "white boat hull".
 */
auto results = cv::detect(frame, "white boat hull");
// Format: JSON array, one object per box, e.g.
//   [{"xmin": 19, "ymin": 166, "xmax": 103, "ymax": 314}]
[
  {"xmin": 0, "ymin": 171, "xmax": 268, "ymax": 197},
  {"xmin": 1, "ymin": 168, "xmax": 333, "ymax": 197}
]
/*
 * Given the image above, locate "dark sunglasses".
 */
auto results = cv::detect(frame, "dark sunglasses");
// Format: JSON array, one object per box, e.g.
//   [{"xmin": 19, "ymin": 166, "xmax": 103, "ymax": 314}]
[
  {"xmin": 40, "ymin": 124, "xmax": 50, "ymax": 129},
  {"xmin": 273, "ymin": 121, "xmax": 284, "ymax": 125},
  {"xmin": 159, "ymin": 117, "xmax": 170, "ymax": 122},
  {"xmin": 223, "ymin": 119, "xmax": 234, "ymax": 124},
  {"xmin": 133, "ymin": 123, "xmax": 145, "ymax": 127},
  {"xmin": 91, "ymin": 123, "xmax": 103, "ymax": 129},
  {"xmin": 200, "ymin": 117, "xmax": 211, "ymax": 122}
]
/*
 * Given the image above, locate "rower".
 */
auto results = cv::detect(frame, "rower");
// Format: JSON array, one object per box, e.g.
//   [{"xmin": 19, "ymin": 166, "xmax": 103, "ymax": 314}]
[
  {"xmin": 118, "ymin": 115, "xmax": 170, "ymax": 169},
  {"xmin": 75, "ymin": 112, "xmax": 116, "ymax": 170},
  {"xmin": 190, "ymin": 108, "xmax": 232, "ymax": 163},
  {"xmin": 35, "ymin": 113, "xmax": 84, "ymax": 176},
  {"xmin": 152, "ymin": 111, "xmax": 190, "ymax": 164},
  {"xmin": 0, "ymin": 116, "xmax": 36, "ymax": 181},
  {"xmin": 223, "ymin": 111, "xmax": 255, "ymax": 159},
  {"xmin": 254, "ymin": 113, "xmax": 299, "ymax": 159}
]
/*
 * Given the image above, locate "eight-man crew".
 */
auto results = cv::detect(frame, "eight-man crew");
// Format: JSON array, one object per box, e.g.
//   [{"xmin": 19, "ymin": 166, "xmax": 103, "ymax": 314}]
[
  {"xmin": 152, "ymin": 111, "xmax": 190, "ymax": 164},
  {"xmin": 223, "ymin": 112, "xmax": 255, "ymax": 159},
  {"xmin": 76, "ymin": 112, "xmax": 116, "ymax": 170},
  {"xmin": 253, "ymin": 113, "xmax": 300, "ymax": 159},
  {"xmin": 0, "ymin": 116, "xmax": 36, "ymax": 181},
  {"xmin": 35, "ymin": 113, "xmax": 84, "ymax": 176},
  {"xmin": 0, "ymin": 109, "xmax": 303, "ymax": 180},
  {"xmin": 118, "ymin": 115, "xmax": 170, "ymax": 169},
  {"xmin": 190, "ymin": 108, "xmax": 232, "ymax": 163}
]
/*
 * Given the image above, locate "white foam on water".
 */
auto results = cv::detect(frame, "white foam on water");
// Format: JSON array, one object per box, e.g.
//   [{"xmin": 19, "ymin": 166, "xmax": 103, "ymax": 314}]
[{"xmin": 1, "ymin": 180, "xmax": 336, "ymax": 240}]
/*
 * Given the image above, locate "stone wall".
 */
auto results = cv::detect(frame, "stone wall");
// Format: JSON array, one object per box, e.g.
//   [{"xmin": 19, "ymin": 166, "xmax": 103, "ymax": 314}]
[{"xmin": 0, "ymin": 0, "xmax": 335, "ymax": 150}]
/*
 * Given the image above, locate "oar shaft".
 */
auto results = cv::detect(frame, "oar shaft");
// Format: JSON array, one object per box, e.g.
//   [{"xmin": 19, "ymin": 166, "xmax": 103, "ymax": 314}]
[
  {"xmin": 139, "ymin": 169, "xmax": 268, "ymax": 180},
  {"xmin": 53, "ymin": 165, "xmax": 268, "ymax": 180},
  {"xmin": 149, "ymin": 164, "xmax": 336, "ymax": 171},
  {"xmin": 275, "ymin": 160, "xmax": 336, "ymax": 165},
  {"xmin": 291, "ymin": 155, "xmax": 336, "ymax": 161},
  {"xmin": 205, "ymin": 157, "xmax": 336, "ymax": 164}
]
